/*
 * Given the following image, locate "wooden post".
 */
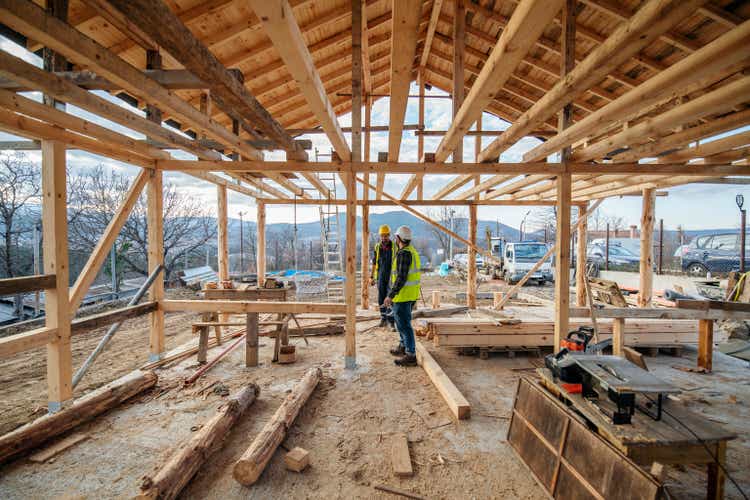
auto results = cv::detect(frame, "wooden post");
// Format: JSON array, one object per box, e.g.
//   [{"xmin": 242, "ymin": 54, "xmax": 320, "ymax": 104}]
[
  {"xmin": 452, "ymin": 0, "xmax": 465, "ymax": 163},
  {"xmin": 698, "ymin": 318, "xmax": 714, "ymax": 371},
  {"xmin": 417, "ymin": 70, "xmax": 425, "ymax": 162},
  {"xmin": 345, "ymin": 172, "xmax": 357, "ymax": 369},
  {"xmin": 361, "ymin": 204, "xmax": 369, "ymax": 309},
  {"xmin": 246, "ymin": 312, "xmax": 258, "ymax": 367},
  {"xmin": 554, "ymin": 174, "xmax": 572, "ymax": 353},
  {"xmin": 605, "ymin": 222, "xmax": 610, "ymax": 271},
  {"xmin": 467, "ymin": 204, "xmax": 477, "ymax": 309},
  {"xmin": 554, "ymin": 0, "xmax": 575, "ymax": 354},
  {"xmin": 707, "ymin": 440, "xmax": 726, "ymax": 500},
  {"xmin": 256, "ymin": 202, "xmax": 266, "ymax": 287},
  {"xmin": 612, "ymin": 317, "xmax": 625, "ymax": 356},
  {"xmin": 216, "ymin": 185, "xmax": 229, "ymax": 340},
  {"xmin": 493, "ymin": 292, "xmax": 503, "ymax": 310},
  {"xmin": 432, "ymin": 290, "xmax": 441, "ymax": 309},
  {"xmin": 42, "ymin": 140, "xmax": 71, "ymax": 411},
  {"xmin": 638, "ymin": 188, "xmax": 656, "ymax": 307},
  {"xmin": 575, "ymin": 203, "xmax": 587, "ymax": 307},
  {"xmin": 147, "ymin": 169, "xmax": 165, "ymax": 360},
  {"xmin": 197, "ymin": 325, "xmax": 209, "ymax": 364}
]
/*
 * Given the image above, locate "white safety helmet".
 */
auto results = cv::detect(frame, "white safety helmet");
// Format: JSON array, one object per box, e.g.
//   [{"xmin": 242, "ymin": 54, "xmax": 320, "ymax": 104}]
[{"xmin": 395, "ymin": 225, "xmax": 412, "ymax": 241}]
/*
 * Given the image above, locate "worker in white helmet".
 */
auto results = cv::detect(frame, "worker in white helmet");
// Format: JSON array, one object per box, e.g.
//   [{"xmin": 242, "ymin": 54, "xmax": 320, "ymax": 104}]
[
  {"xmin": 384, "ymin": 225, "xmax": 421, "ymax": 366},
  {"xmin": 370, "ymin": 224, "xmax": 396, "ymax": 329}
]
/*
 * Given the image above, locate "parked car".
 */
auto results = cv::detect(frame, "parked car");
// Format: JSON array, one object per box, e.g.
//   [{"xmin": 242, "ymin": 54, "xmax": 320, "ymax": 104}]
[
  {"xmin": 681, "ymin": 232, "xmax": 749, "ymax": 276},
  {"xmin": 503, "ymin": 242, "xmax": 552, "ymax": 285},
  {"xmin": 587, "ymin": 243, "xmax": 640, "ymax": 269}
]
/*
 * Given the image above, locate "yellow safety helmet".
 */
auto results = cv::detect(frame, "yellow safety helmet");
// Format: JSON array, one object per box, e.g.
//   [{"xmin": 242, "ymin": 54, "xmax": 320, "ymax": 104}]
[{"xmin": 378, "ymin": 224, "xmax": 391, "ymax": 235}]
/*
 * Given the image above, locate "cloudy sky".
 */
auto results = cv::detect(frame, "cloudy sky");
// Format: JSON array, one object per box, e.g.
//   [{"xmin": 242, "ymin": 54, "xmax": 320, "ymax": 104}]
[{"xmin": 2, "ymin": 36, "xmax": 748, "ymax": 234}]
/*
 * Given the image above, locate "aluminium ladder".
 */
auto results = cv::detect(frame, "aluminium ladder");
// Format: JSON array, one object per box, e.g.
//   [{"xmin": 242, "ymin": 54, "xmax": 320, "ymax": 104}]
[{"xmin": 315, "ymin": 150, "xmax": 345, "ymax": 301}]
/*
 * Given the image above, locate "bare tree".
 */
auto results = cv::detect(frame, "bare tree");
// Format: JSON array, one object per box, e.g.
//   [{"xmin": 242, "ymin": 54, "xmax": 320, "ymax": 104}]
[
  {"xmin": 0, "ymin": 153, "xmax": 40, "ymax": 282},
  {"xmin": 426, "ymin": 207, "xmax": 467, "ymax": 259},
  {"xmin": 68, "ymin": 165, "xmax": 216, "ymax": 281}
]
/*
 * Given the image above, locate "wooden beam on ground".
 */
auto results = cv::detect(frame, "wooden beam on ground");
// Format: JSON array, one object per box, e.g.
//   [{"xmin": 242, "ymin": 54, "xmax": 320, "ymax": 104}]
[
  {"xmin": 524, "ymin": 20, "xmax": 750, "ymax": 162},
  {"xmin": 391, "ymin": 433, "xmax": 413, "ymax": 477},
  {"xmin": 0, "ymin": 369, "xmax": 157, "ymax": 464},
  {"xmin": 387, "ymin": 0, "xmax": 421, "ymax": 163},
  {"xmin": 638, "ymin": 189, "xmax": 656, "ymax": 307},
  {"xmin": 42, "ymin": 140, "xmax": 71, "ymax": 411},
  {"xmin": 415, "ymin": 341, "xmax": 470, "ymax": 420},
  {"xmin": 139, "ymin": 384, "xmax": 259, "ymax": 500},
  {"xmin": 68, "ymin": 171, "xmax": 148, "ymax": 313},
  {"xmin": 105, "ymin": 0, "xmax": 302, "ymax": 158},
  {"xmin": 0, "ymin": 274, "xmax": 56, "ymax": 296},
  {"xmin": 478, "ymin": 0, "xmax": 709, "ymax": 163},
  {"xmin": 249, "ymin": 0, "xmax": 349, "ymax": 161},
  {"xmin": 147, "ymin": 170, "xmax": 165, "ymax": 360},
  {"xmin": 425, "ymin": 0, "xmax": 563, "ymax": 199},
  {"xmin": 160, "ymin": 300, "xmax": 346, "ymax": 315},
  {"xmin": 233, "ymin": 367, "xmax": 321, "ymax": 485}
]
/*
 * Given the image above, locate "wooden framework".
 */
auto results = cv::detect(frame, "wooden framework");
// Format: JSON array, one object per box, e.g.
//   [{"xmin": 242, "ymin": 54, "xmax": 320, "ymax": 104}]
[{"xmin": 0, "ymin": 0, "xmax": 747, "ymax": 407}]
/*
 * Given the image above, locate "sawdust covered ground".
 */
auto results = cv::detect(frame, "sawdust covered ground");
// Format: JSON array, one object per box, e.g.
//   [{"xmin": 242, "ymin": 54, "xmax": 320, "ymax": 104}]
[{"xmin": 0, "ymin": 277, "xmax": 748, "ymax": 498}]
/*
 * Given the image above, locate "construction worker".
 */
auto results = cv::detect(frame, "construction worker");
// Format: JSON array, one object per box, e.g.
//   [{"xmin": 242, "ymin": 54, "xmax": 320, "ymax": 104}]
[
  {"xmin": 370, "ymin": 224, "xmax": 395, "ymax": 329},
  {"xmin": 384, "ymin": 225, "xmax": 421, "ymax": 367}
]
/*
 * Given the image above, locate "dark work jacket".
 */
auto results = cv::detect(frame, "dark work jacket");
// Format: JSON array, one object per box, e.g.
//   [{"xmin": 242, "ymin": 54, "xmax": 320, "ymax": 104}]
[{"xmin": 371, "ymin": 240, "xmax": 394, "ymax": 284}]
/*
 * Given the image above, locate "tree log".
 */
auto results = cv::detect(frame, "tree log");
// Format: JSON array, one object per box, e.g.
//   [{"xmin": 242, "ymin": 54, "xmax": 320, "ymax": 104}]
[
  {"xmin": 139, "ymin": 384, "xmax": 260, "ymax": 499},
  {"xmin": 0, "ymin": 369, "xmax": 157, "ymax": 464},
  {"xmin": 233, "ymin": 367, "xmax": 321, "ymax": 485}
]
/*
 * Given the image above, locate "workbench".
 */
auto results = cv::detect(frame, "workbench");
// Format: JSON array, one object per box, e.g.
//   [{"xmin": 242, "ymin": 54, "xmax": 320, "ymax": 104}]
[{"xmin": 538, "ymin": 368, "xmax": 736, "ymax": 499}]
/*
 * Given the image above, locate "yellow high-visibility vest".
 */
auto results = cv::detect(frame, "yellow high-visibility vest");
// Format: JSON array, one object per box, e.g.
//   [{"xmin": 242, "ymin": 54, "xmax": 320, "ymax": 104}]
[{"xmin": 391, "ymin": 244, "xmax": 421, "ymax": 303}]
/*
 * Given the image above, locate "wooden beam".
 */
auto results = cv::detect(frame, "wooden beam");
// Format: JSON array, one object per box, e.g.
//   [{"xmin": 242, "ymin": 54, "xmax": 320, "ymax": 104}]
[
  {"xmin": 478, "ymin": 0, "xmax": 710, "ymax": 163},
  {"xmin": 434, "ymin": 0, "xmax": 564, "ymax": 163},
  {"xmin": 256, "ymin": 202, "xmax": 266, "ymax": 287},
  {"xmin": 0, "ymin": 274, "xmax": 56, "ymax": 296},
  {"xmin": 0, "ymin": 69, "xmax": 207, "ymax": 92},
  {"xmin": 525, "ymin": 19, "xmax": 750, "ymax": 162},
  {"xmin": 467, "ymin": 203, "xmax": 477, "ymax": 309},
  {"xmin": 0, "ymin": 89, "xmax": 167, "ymax": 161},
  {"xmin": 161, "ymin": 300, "xmax": 346, "ymax": 315},
  {"xmin": 419, "ymin": 0, "xmax": 444, "ymax": 68},
  {"xmin": 452, "ymin": 0, "xmax": 465, "ymax": 164},
  {"xmin": 638, "ymin": 189, "xmax": 656, "ymax": 308},
  {"xmin": 698, "ymin": 319, "xmax": 714, "ymax": 371},
  {"xmin": 574, "ymin": 77, "xmax": 750, "ymax": 161},
  {"xmin": 249, "ymin": 0, "xmax": 349, "ymax": 161},
  {"xmin": 0, "ymin": 51, "xmax": 217, "ymax": 160},
  {"xmin": 361, "ymin": 0, "xmax": 372, "ymax": 96},
  {"xmin": 147, "ymin": 170, "xmax": 165, "ymax": 359},
  {"xmin": 554, "ymin": 173, "xmax": 572, "ymax": 354},
  {"xmin": 42, "ymin": 140, "xmax": 71, "ymax": 410},
  {"xmin": 69, "ymin": 171, "xmax": 148, "ymax": 313},
  {"xmin": 352, "ymin": 0, "xmax": 363, "ymax": 165},
  {"xmin": 345, "ymin": 170, "xmax": 357, "ymax": 369},
  {"xmin": 217, "ymin": 185, "xmax": 229, "ymax": 279},
  {"xmin": 415, "ymin": 342, "xmax": 470, "ymax": 420},
  {"xmin": 79, "ymin": 0, "xmax": 157, "ymax": 50},
  {"xmin": 0, "ymin": 0, "xmax": 258, "ymax": 160},
  {"xmin": 387, "ymin": 0, "xmax": 421, "ymax": 162},
  {"xmin": 105, "ymin": 0, "xmax": 302, "ymax": 157}
]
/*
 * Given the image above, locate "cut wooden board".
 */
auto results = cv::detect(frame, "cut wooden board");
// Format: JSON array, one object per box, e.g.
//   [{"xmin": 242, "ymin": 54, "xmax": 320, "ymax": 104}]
[
  {"xmin": 390, "ymin": 433, "xmax": 413, "ymax": 477},
  {"xmin": 415, "ymin": 342, "xmax": 470, "ymax": 420},
  {"xmin": 28, "ymin": 433, "xmax": 89, "ymax": 463},
  {"xmin": 508, "ymin": 377, "xmax": 661, "ymax": 499},
  {"xmin": 412, "ymin": 402, "xmax": 452, "ymax": 430}
]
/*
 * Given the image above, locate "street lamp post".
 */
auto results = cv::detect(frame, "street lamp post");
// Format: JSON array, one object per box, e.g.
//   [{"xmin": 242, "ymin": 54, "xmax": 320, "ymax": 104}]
[
  {"xmin": 520, "ymin": 210, "xmax": 531, "ymax": 242},
  {"xmin": 737, "ymin": 195, "xmax": 746, "ymax": 272}
]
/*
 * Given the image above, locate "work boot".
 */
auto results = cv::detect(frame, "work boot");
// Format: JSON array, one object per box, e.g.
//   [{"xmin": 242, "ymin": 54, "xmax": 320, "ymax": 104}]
[
  {"xmin": 390, "ymin": 322, "xmax": 397, "ymax": 332},
  {"xmin": 378, "ymin": 318, "xmax": 387, "ymax": 328},
  {"xmin": 390, "ymin": 344, "xmax": 405, "ymax": 356},
  {"xmin": 394, "ymin": 353, "xmax": 417, "ymax": 367}
]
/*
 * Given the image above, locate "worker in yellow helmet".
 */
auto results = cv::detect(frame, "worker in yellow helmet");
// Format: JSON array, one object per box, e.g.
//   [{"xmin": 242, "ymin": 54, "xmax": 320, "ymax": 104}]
[
  {"xmin": 384, "ymin": 225, "xmax": 421, "ymax": 366},
  {"xmin": 370, "ymin": 224, "xmax": 396, "ymax": 329}
]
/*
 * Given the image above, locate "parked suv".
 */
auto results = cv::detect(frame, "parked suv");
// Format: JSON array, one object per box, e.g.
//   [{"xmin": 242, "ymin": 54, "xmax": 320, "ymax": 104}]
[{"xmin": 681, "ymin": 232, "xmax": 748, "ymax": 276}]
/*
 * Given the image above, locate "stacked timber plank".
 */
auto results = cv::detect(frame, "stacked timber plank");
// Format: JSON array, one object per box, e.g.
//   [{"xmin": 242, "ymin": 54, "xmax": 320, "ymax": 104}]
[{"xmin": 426, "ymin": 318, "xmax": 716, "ymax": 349}]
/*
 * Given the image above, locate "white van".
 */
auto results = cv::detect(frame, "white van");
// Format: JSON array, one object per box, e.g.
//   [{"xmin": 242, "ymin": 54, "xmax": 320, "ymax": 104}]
[{"xmin": 503, "ymin": 242, "xmax": 552, "ymax": 285}]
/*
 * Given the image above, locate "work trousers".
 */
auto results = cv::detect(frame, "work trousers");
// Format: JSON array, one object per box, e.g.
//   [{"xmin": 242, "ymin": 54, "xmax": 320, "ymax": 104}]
[
  {"xmin": 377, "ymin": 278, "xmax": 395, "ymax": 325},
  {"xmin": 392, "ymin": 300, "xmax": 416, "ymax": 355}
]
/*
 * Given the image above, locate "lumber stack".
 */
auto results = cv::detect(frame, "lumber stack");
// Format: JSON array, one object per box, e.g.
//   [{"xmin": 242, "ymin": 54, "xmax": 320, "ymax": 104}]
[
  {"xmin": 426, "ymin": 318, "xmax": 714, "ymax": 349},
  {"xmin": 0, "ymin": 369, "xmax": 157, "ymax": 464},
  {"xmin": 233, "ymin": 367, "xmax": 321, "ymax": 486},
  {"xmin": 139, "ymin": 384, "xmax": 260, "ymax": 500}
]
